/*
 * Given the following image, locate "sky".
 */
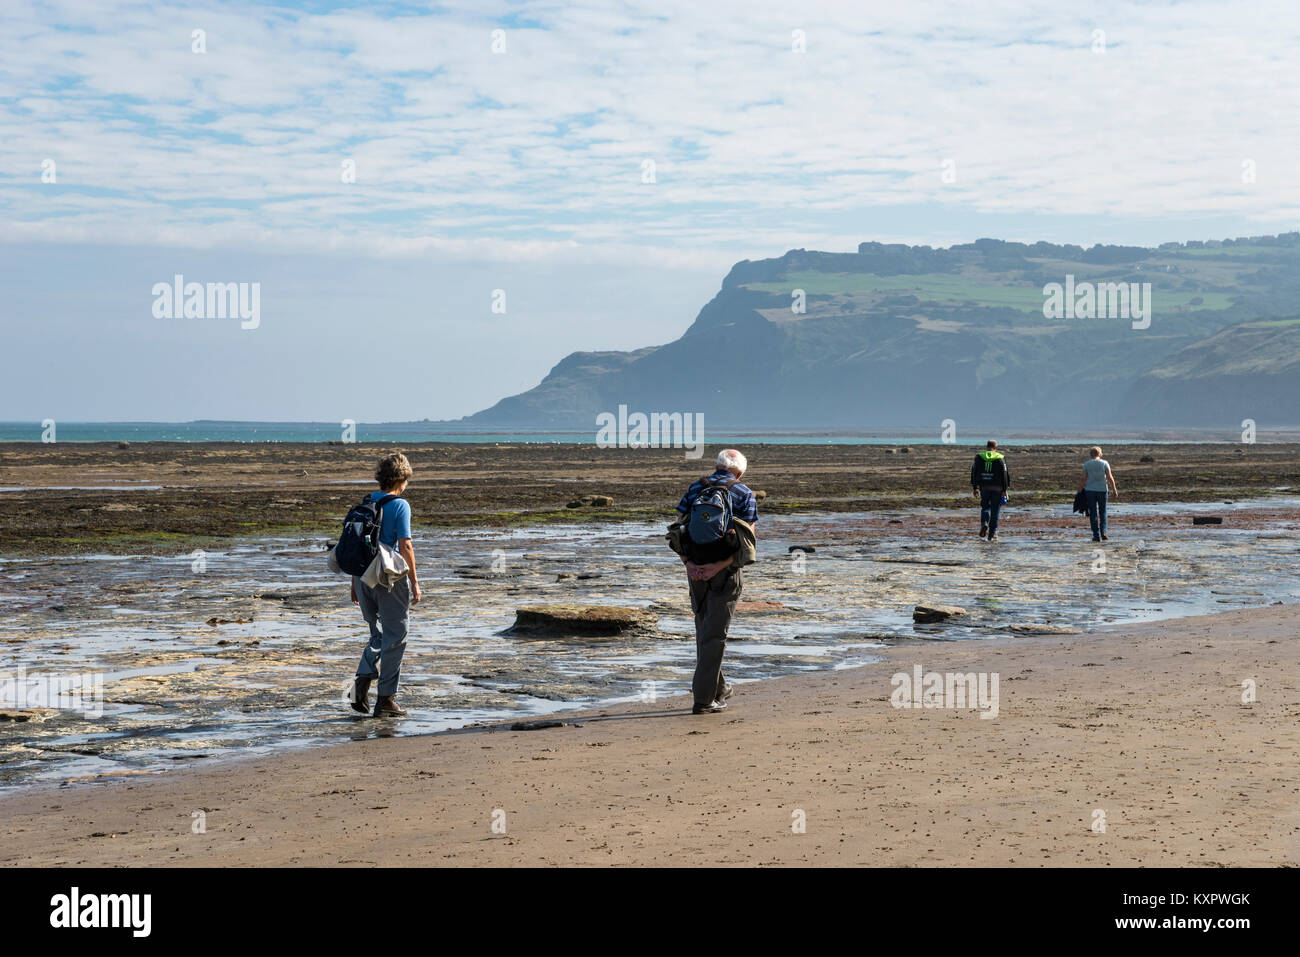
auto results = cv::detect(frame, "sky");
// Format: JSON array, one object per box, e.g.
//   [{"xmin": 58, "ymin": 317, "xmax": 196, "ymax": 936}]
[{"xmin": 1, "ymin": 0, "xmax": 1297, "ymax": 421}]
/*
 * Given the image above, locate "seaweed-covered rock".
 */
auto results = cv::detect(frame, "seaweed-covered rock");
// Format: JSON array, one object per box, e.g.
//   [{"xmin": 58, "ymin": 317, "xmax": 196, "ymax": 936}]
[
  {"xmin": 507, "ymin": 604, "xmax": 656, "ymax": 638},
  {"xmin": 566, "ymin": 494, "xmax": 614, "ymax": 508}
]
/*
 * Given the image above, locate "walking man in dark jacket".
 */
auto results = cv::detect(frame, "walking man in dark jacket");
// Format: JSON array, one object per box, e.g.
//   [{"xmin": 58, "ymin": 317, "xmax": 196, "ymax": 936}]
[
  {"xmin": 676, "ymin": 449, "xmax": 758, "ymax": 715},
  {"xmin": 970, "ymin": 440, "xmax": 1010, "ymax": 541}
]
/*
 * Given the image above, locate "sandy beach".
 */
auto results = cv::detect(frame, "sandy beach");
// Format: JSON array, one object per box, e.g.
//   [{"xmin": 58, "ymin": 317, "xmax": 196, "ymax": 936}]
[{"xmin": 2, "ymin": 605, "xmax": 1295, "ymax": 867}]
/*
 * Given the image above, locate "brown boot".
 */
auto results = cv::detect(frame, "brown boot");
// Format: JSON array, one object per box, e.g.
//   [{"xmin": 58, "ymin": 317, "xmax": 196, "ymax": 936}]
[
  {"xmin": 351, "ymin": 676, "xmax": 373, "ymax": 714},
  {"xmin": 374, "ymin": 695, "xmax": 407, "ymax": 718}
]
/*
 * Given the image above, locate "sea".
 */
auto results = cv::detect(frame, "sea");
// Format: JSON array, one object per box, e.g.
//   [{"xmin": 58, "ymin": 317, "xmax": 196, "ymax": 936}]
[{"xmin": 0, "ymin": 421, "xmax": 1264, "ymax": 444}]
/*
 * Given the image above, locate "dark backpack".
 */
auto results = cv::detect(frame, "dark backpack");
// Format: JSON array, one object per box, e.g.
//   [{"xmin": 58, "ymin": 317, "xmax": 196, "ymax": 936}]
[
  {"xmin": 685, "ymin": 478, "xmax": 738, "ymax": 562},
  {"xmin": 333, "ymin": 493, "xmax": 397, "ymax": 576}
]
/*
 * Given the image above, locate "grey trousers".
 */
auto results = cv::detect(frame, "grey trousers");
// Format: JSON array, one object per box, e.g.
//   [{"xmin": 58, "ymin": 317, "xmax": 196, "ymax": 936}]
[
  {"xmin": 355, "ymin": 577, "xmax": 409, "ymax": 697},
  {"xmin": 688, "ymin": 566, "xmax": 743, "ymax": 706}
]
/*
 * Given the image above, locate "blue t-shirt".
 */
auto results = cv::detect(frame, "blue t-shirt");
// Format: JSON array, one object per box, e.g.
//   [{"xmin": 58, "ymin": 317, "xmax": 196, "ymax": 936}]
[
  {"xmin": 1083, "ymin": 459, "xmax": 1111, "ymax": 492},
  {"xmin": 365, "ymin": 491, "xmax": 411, "ymax": 546}
]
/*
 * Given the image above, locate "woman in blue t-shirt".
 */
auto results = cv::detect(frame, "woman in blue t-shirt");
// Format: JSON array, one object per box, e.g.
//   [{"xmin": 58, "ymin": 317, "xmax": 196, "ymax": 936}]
[
  {"xmin": 1079, "ymin": 446, "xmax": 1119, "ymax": 542},
  {"xmin": 349, "ymin": 452, "xmax": 420, "ymax": 718}
]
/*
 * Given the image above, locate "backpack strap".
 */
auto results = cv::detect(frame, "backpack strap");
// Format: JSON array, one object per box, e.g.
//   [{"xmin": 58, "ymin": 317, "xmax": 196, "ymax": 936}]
[
  {"xmin": 701, "ymin": 476, "xmax": 738, "ymax": 491},
  {"xmin": 369, "ymin": 492, "xmax": 399, "ymax": 525}
]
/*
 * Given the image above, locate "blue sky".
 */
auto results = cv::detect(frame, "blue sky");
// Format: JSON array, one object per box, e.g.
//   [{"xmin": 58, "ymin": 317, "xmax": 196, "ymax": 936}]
[{"xmin": 2, "ymin": 0, "xmax": 1298, "ymax": 420}]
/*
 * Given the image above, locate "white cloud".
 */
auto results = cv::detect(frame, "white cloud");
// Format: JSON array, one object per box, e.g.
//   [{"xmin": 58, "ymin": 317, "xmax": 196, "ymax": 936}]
[{"xmin": 1, "ymin": 0, "xmax": 1298, "ymax": 266}]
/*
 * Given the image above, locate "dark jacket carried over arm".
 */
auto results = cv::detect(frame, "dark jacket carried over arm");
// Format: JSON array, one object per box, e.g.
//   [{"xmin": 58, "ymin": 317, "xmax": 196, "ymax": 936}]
[{"xmin": 971, "ymin": 452, "xmax": 1010, "ymax": 492}]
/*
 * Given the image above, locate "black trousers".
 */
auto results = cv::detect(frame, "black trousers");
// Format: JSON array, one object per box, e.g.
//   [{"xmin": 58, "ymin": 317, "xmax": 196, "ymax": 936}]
[{"xmin": 688, "ymin": 566, "xmax": 743, "ymax": 706}]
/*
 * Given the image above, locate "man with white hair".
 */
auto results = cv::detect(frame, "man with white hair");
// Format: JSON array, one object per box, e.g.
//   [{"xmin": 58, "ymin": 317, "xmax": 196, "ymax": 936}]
[{"xmin": 675, "ymin": 449, "xmax": 758, "ymax": 714}]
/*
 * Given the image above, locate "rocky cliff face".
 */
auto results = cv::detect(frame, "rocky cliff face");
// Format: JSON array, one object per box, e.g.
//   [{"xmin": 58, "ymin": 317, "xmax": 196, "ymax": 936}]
[
  {"xmin": 463, "ymin": 235, "xmax": 1300, "ymax": 429},
  {"xmin": 1121, "ymin": 320, "xmax": 1300, "ymax": 426}
]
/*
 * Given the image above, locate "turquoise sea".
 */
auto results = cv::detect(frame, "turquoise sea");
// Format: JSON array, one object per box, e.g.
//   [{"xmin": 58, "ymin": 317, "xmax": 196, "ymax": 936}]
[{"xmin": 0, "ymin": 421, "xmax": 1261, "ymax": 445}]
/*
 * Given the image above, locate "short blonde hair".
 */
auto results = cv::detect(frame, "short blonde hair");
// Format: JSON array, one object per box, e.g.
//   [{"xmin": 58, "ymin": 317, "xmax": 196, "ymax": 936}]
[
  {"xmin": 375, "ymin": 452, "xmax": 413, "ymax": 490},
  {"xmin": 1089, "ymin": 446, "xmax": 1102, "ymax": 458}
]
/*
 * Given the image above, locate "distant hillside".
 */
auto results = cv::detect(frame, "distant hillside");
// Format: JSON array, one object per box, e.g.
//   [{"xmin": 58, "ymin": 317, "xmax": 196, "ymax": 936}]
[
  {"xmin": 463, "ymin": 234, "xmax": 1300, "ymax": 429},
  {"xmin": 1122, "ymin": 319, "xmax": 1300, "ymax": 425},
  {"xmin": 469, "ymin": 348, "xmax": 658, "ymax": 424}
]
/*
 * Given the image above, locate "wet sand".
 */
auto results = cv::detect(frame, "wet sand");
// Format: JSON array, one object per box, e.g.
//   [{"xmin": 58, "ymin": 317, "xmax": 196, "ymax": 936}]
[
  {"xmin": 2, "ymin": 440, "xmax": 1298, "ymax": 556},
  {"xmin": 2, "ymin": 605, "xmax": 1295, "ymax": 867}
]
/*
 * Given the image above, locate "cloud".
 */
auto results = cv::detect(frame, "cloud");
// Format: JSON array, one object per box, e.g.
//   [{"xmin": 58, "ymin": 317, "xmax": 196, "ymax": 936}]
[{"xmin": 2, "ymin": 0, "xmax": 1298, "ymax": 265}]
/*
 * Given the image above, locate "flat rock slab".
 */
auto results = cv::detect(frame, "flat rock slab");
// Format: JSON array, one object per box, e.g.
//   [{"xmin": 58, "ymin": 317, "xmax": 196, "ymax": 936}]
[
  {"xmin": 0, "ymin": 709, "xmax": 58, "ymax": 722},
  {"xmin": 913, "ymin": 604, "xmax": 967, "ymax": 623},
  {"xmin": 507, "ymin": 604, "xmax": 657, "ymax": 638},
  {"xmin": 1008, "ymin": 624, "xmax": 1083, "ymax": 635},
  {"xmin": 737, "ymin": 600, "xmax": 787, "ymax": 613}
]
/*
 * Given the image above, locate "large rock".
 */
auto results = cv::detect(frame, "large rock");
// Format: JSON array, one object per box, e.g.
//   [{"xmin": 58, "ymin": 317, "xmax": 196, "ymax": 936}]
[
  {"xmin": 507, "ymin": 604, "xmax": 656, "ymax": 638},
  {"xmin": 566, "ymin": 494, "xmax": 615, "ymax": 508},
  {"xmin": 913, "ymin": 603, "xmax": 967, "ymax": 623}
]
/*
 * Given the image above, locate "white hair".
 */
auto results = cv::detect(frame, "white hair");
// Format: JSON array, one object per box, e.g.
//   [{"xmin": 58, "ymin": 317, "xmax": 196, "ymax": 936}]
[{"xmin": 716, "ymin": 449, "xmax": 747, "ymax": 475}]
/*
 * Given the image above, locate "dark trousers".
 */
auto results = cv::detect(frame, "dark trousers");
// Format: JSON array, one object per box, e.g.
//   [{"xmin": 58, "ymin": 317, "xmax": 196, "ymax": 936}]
[
  {"xmin": 1085, "ymin": 489, "xmax": 1108, "ymax": 537},
  {"xmin": 688, "ymin": 566, "xmax": 743, "ymax": 706},
  {"xmin": 979, "ymin": 489, "xmax": 1003, "ymax": 534}
]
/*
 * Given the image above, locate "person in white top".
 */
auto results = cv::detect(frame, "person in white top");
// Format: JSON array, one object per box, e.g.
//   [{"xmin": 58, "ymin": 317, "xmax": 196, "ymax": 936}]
[{"xmin": 1079, "ymin": 446, "xmax": 1119, "ymax": 542}]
